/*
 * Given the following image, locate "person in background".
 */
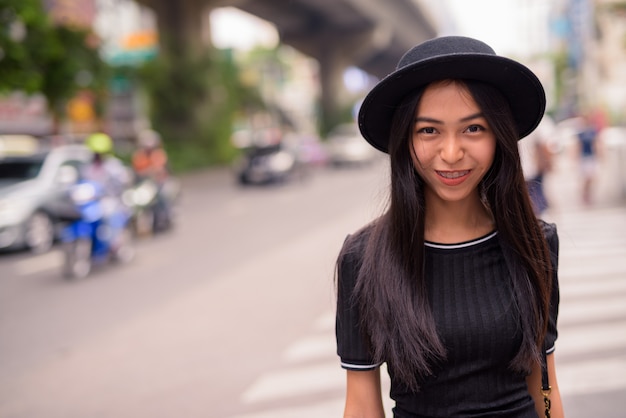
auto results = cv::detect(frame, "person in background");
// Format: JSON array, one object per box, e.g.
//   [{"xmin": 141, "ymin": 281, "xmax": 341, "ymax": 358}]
[
  {"xmin": 132, "ymin": 129, "xmax": 169, "ymax": 183},
  {"xmin": 131, "ymin": 129, "xmax": 174, "ymax": 231},
  {"xmin": 83, "ymin": 132, "xmax": 131, "ymax": 198},
  {"xmin": 576, "ymin": 113, "xmax": 601, "ymax": 205},
  {"xmin": 82, "ymin": 132, "xmax": 132, "ymax": 247},
  {"xmin": 335, "ymin": 36, "xmax": 563, "ymax": 417},
  {"xmin": 520, "ymin": 115, "xmax": 556, "ymax": 215}
]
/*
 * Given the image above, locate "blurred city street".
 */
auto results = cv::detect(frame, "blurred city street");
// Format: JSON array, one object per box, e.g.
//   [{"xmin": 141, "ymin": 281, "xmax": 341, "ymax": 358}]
[
  {"xmin": 2, "ymin": 1, "xmax": 625, "ymax": 417},
  {"xmin": 1, "ymin": 145, "xmax": 625, "ymax": 418}
]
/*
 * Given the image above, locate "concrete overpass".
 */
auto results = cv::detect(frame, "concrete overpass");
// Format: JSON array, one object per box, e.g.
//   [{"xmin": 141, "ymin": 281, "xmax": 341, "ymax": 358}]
[{"xmin": 134, "ymin": 0, "xmax": 438, "ymax": 130}]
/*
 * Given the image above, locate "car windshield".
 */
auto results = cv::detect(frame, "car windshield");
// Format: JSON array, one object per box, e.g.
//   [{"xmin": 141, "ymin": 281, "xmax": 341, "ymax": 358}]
[{"xmin": 0, "ymin": 160, "xmax": 44, "ymax": 180}]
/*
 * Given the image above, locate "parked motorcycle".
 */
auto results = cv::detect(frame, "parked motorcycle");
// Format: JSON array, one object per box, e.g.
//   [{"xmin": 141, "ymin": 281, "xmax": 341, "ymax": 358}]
[
  {"xmin": 234, "ymin": 142, "xmax": 306, "ymax": 186},
  {"xmin": 60, "ymin": 180, "xmax": 134, "ymax": 279}
]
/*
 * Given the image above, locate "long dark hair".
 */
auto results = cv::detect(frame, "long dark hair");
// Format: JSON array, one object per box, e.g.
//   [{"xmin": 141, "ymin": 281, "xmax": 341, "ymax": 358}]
[{"xmin": 341, "ymin": 79, "xmax": 552, "ymax": 391}]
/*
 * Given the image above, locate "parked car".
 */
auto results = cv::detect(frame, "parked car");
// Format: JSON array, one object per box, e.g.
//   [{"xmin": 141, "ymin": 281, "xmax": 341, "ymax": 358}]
[
  {"xmin": 325, "ymin": 123, "xmax": 379, "ymax": 167},
  {"xmin": 0, "ymin": 135, "xmax": 92, "ymax": 253},
  {"xmin": 284, "ymin": 132, "xmax": 328, "ymax": 167}
]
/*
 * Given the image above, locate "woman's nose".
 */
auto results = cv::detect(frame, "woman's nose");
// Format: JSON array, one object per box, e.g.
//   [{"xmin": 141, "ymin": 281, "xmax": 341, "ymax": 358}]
[{"xmin": 440, "ymin": 135, "xmax": 464, "ymax": 163}]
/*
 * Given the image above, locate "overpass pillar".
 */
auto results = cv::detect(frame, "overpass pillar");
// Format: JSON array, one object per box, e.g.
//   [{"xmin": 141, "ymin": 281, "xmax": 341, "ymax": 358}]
[
  {"xmin": 318, "ymin": 51, "xmax": 348, "ymax": 133},
  {"xmin": 136, "ymin": 0, "xmax": 218, "ymax": 54},
  {"xmin": 313, "ymin": 26, "xmax": 392, "ymax": 133}
]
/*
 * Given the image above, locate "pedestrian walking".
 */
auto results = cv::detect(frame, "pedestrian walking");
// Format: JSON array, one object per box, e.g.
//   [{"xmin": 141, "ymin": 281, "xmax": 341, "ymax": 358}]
[
  {"xmin": 520, "ymin": 115, "xmax": 556, "ymax": 215},
  {"xmin": 576, "ymin": 113, "xmax": 601, "ymax": 205},
  {"xmin": 335, "ymin": 36, "xmax": 563, "ymax": 417}
]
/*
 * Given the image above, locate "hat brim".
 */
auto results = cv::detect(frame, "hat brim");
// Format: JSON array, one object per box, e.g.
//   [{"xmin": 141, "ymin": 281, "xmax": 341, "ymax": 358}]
[{"xmin": 358, "ymin": 54, "xmax": 546, "ymax": 153}]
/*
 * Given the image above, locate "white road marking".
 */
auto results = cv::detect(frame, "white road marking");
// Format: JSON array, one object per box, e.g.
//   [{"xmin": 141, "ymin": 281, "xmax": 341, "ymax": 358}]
[
  {"xmin": 240, "ymin": 361, "xmax": 343, "ymax": 404},
  {"xmin": 284, "ymin": 335, "xmax": 336, "ymax": 363},
  {"xmin": 561, "ymin": 276, "xmax": 626, "ymax": 297},
  {"xmin": 558, "ymin": 356, "xmax": 626, "ymax": 396},
  {"xmin": 559, "ymin": 298, "xmax": 626, "ymax": 325},
  {"xmin": 557, "ymin": 321, "xmax": 626, "ymax": 357},
  {"xmin": 313, "ymin": 310, "xmax": 335, "ymax": 331}
]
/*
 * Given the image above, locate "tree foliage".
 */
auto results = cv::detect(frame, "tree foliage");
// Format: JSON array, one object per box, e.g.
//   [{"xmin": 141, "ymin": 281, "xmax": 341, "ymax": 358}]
[
  {"xmin": 0, "ymin": 0, "xmax": 50, "ymax": 92},
  {"xmin": 0, "ymin": 0, "xmax": 108, "ymax": 124},
  {"xmin": 138, "ymin": 46, "xmax": 264, "ymax": 170}
]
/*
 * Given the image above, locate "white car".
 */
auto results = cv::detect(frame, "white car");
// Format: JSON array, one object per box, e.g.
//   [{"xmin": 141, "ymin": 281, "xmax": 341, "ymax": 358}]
[
  {"xmin": 325, "ymin": 123, "xmax": 379, "ymax": 167},
  {"xmin": 0, "ymin": 136, "xmax": 92, "ymax": 253}
]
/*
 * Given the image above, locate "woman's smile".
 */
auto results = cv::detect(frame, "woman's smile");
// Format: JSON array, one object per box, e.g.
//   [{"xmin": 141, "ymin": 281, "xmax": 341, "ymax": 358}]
[{"xmin": 436, "ymin": 169, "xmax": 472, "ymax": 186}]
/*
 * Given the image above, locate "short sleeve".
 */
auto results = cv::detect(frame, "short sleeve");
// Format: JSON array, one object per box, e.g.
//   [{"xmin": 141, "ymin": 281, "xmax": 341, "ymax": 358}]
[
  {"xmin": 542, "ymin": 222, "xmax": 560, "ymax": 354},
  {"xmin": 335, "ymin": 236, "xmax": 380, "ymax": 371}
]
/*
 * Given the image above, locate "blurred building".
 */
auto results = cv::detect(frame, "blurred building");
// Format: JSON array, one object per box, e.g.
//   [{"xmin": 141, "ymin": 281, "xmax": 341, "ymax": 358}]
[
  {"xmin": 95, "ymin": 0, "xmax": 157, "ymax": 66},
  {"xmin": 43, "ymin": 0, "xmax": 96, "ymax": 27},
  {"xmin": 552, "ymin": 0, "xmax": 626, "ymax": 121},
  {"xmin": 94, "ymin": 0, "xmax": 158, "ymax": 141},
  {"xmin": 0, "ymin": 94, "xmax": 53, "ymax": 136},
  {"xmin": 592, "ymin": 0, "xmax": 626, "ymax": 121}
]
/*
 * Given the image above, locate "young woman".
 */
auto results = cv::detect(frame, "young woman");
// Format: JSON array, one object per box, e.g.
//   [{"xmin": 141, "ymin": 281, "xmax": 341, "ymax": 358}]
[{"xmin": 335, "ymin": 36, "xmax": 563, "ymax": 417}]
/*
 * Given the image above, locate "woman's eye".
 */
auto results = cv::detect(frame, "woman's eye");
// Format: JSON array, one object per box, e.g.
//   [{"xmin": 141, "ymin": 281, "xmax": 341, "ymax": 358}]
[
  {"xmin": 417, "ymin": 127, "xmax": 436, "ymax": 134},
  {"xmin": 466, "ymin": 124, "xmax": 484, "ymax": 133}
]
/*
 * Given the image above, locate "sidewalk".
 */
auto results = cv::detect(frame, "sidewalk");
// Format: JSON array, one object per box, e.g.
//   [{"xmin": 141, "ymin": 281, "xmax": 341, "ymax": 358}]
[
  {"xmin": 228, "ymin": 148, "xmax": 626, "ymax": 418},
  {"xmin": 543, "ymin": 149, "xmax": 626, "ymax": 417}
]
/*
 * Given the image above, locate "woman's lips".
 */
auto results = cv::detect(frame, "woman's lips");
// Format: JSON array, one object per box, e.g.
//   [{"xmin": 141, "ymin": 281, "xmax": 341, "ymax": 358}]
[{"xmin": 436, "ymin": 170, "xmax": 471, "ymax": 186}]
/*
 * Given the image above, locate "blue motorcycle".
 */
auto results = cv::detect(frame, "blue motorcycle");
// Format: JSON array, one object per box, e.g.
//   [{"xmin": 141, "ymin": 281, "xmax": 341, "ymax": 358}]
[{"xmin": 60, "ymin": 180, "xmax": 134, "ymax": 279}]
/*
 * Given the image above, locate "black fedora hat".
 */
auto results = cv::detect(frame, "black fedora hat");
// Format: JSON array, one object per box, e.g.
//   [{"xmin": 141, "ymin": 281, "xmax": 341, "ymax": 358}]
[{"xmin": 358, "ymin": 36, "xmax": 546, "ymax": 153}]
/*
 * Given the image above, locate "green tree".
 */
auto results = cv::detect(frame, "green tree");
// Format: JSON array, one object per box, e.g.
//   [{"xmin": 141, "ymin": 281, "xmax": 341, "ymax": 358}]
[
  {"xmin": 0, "ymin": 0, "xmax": 109, "ymax": 130},
  {"xmin": 41, "ymin": 25, "xmax": 110, "ymax": 124},
  {"xmin": 0, "ymin": 0, "xmax": 51, "ymax": 92},
  {"xmin": 138, "ymin": 46, "xmax": 263, "ymax": 171}
]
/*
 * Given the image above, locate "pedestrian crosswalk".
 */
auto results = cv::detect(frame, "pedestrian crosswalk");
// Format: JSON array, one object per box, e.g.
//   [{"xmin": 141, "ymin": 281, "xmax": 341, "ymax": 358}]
[
  {"xmin": 543, "ymin": 205, "xmax": 626, "ymax": 412},
  {"xmin": 228, "ymin": 312, "xmax": 348, "ymax": 418},
  {"xmin": 229, "ymin": 204, "xmax": 626, "ymax": 418}
]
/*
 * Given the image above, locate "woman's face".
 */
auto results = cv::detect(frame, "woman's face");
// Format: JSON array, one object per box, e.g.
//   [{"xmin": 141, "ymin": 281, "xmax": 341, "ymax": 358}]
[{"xmin": 411, "ymin": 80, "xmax": 496, "ymax": 206}]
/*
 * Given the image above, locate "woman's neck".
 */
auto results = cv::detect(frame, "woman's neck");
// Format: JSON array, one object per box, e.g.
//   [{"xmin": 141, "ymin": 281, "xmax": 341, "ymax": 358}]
[{"xmin": 423, "ymin": 194, "xmax": 494, "ymax": 244}]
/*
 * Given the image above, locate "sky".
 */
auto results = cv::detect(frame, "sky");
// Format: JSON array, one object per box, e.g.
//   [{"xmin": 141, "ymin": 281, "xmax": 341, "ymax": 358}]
[
  {"xmin": 441, "ymin": 0, "xmax": 552, "ymax": 58},
  {"xmin": 440, "ymin": 0, "xmax": 525, "ymax": 55},
  {"xmin": 210, "ymin": 7, "xmax": 279, "ymax": 50}
]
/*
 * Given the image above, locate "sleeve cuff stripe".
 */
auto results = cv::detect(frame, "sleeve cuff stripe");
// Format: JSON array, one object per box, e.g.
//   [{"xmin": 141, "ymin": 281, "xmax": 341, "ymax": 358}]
[
  {"xmin": 546, "ymin": 344, "xmax": 556, "ymax": 354},
  {"xmin": 340, "ymin": 361, "xmax": 382, "ymax": 370}
]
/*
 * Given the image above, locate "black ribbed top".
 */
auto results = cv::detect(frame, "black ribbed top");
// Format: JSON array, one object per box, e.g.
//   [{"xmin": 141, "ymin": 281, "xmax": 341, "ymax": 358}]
[{"xmin": 336, "ymin": 229, "xmax": 559, "ymax": 418}]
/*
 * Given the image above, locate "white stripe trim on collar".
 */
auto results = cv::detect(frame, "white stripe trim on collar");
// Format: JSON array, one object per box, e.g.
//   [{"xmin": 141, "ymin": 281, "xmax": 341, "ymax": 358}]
[{"xmin": 425, "ymin": 231, "xmax": 498, "ymax": 250}]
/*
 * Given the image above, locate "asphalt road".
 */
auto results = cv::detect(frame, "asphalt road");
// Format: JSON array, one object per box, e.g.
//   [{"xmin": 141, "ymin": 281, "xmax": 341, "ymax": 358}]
[
  {"xmin": 0, "ymin": 159, "xmax": 388, "ymax": 418},
  {"xmin": 1, "ymin": 150, "xmax": 625, "ymax": 418}
]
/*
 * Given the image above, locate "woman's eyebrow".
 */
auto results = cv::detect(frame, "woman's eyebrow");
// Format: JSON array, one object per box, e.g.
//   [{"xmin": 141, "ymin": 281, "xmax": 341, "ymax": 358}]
[
  {"xmin": 414, "ymin": 112, "xmax": 484, "ymax": 124},
  {"xmin": 460, "ymin": 112, "xmax": 484, "ymax": 122},
  {"xmin": 414, "ymin": 116, "xmax": 442, "ymax": 124}
]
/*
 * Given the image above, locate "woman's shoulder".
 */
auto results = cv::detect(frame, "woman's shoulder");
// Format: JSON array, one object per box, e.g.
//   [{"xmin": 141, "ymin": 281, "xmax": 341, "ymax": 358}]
[
  {"xmin": 538, "ymin": 219, "xmax": 559, "ymax": 261},
  {"xmin": 538, "ymin": 219, "xmax": 558, "ymax": 241},
  {"xmin": 340, "ymin": 222, "xmax": 375, "ymax": 258},
  {"xmin": 336, "ymin": 223, "xmax": 375, "ymax": 288}
]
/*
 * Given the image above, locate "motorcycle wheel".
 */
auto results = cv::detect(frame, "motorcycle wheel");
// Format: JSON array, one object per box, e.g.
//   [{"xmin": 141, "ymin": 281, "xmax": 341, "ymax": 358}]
[
  {"xmin": 25, "ymin": 211, "xmax": 55, "ymax": 254},
  {"xmin": 134, "ymin": 208, "xmax": 155, "ymax": 237},
  {"xmin": 63, "ymin": 238, "xmax": 92, "ymax": 279},
  {"xmin": 153, "ymin": 205, "xmax": 172, "ymax": 233}
]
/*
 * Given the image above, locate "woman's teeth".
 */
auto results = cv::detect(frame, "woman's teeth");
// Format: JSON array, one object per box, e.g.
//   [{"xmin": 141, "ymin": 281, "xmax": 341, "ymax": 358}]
[{"xmin": 438, "ymin": 170, "xmax": 469, "ymax": 179}]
